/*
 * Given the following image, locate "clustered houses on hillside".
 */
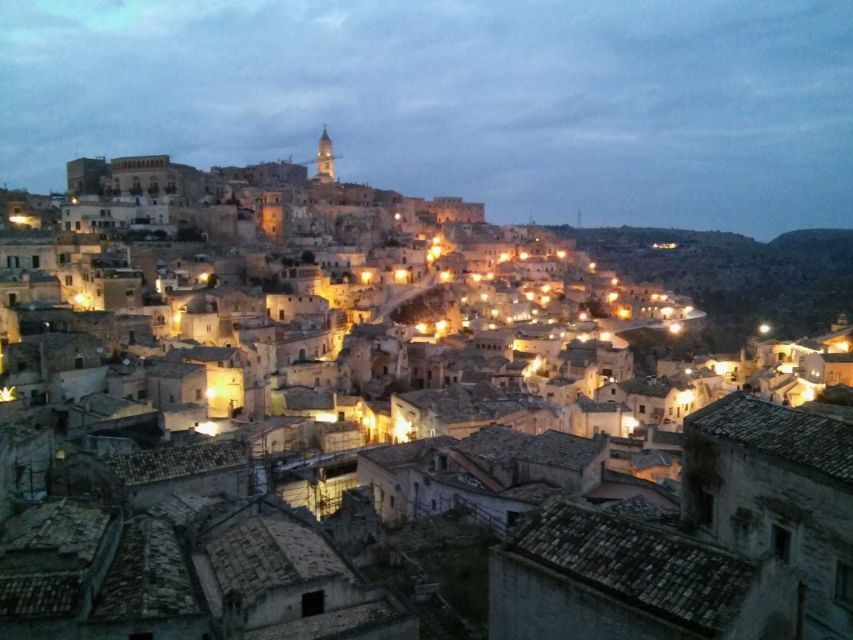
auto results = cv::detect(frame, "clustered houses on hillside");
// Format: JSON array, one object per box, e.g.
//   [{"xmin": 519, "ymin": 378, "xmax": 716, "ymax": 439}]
[{"xmin": 1, "ymin": 130, "xmax": 851, "ymax": 638}]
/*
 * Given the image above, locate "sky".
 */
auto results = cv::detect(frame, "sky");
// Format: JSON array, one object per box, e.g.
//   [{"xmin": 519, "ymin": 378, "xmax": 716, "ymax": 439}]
[{"xmin": 1, "ymin": 1, "xmax": 851, "ymax": 241}]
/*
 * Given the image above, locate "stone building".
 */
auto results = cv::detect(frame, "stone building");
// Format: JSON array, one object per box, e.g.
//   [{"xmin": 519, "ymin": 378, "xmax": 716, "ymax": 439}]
[
  {"xmin": 86, "ymin": 514, "xmax": 210, "ymax": 639},
  {"xmin": 143, "ymin": 359, "xmax": 208, "ymax": 409},
  {"xmin": 682, "ymin": 393, "xmax": 853, "ymax": 640},
  {"xmin": 490, "ymin": 499, "xmax": 797, "ymax": 640},
  {"xmin": 359, "ymin": 425, "xmax": 607, "ymax": 526},
  {"xmin": 0, "ymin": 499, "xmax": 122, "ymax": 640},
  {"xmin": 101, "ymin": 440, "xmax": 249, "ymax": 511},
  {"xmin": 413, "ymin": 196, "xmax": 485, "ymax": 224},
  {"xmin": 189, "ymin": 496, "xmax": 417, "ymax": 638},
  {"xmin": 1, "ymin": 332, "xmax": 108, "ymax": 405},
  {"xmin": 67, "ymin": 154, "xmax": 227, "ymax": 204}
]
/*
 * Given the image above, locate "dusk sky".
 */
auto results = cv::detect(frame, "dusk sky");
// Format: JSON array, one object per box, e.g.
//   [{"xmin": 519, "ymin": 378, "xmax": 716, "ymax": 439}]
[{"xmin": 2, "ymin": 1, "xmax": 851, "ymax": 241}]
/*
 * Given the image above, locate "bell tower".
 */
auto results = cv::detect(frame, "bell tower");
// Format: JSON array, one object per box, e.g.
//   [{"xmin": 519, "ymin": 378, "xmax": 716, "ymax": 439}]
[{"xmin": 316, "ymin": 125, "xmax": 334, "ymax": 183}]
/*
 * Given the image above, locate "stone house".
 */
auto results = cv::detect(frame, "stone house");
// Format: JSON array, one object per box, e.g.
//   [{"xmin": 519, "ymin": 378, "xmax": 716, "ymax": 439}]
[
  {"xmin": 0, "ymin": 499, "xmax": 122, "ymax": 640},
  {"xmin": 569, "ymin": 396, "xmax": 635, "ymax": 438},
  {"xmin": 84, "ymin": 514, "xmax": 210, "ymax": 639},
  {"xmin": 1, "ymin": 332, "xmax": 108, "ymax": 405},
  {"xmin": 682, "ymin": 393, "xmax": 853, "ymax": 640},
  {"xmin": 801, "ymin": 351, "xmax": 853, "ymax": 387},
  {"xmin": 359, "ymin": 426, "xmax": 607, "ymax": 527},
  {"xmin": 597, "ymin": 376, "xmax": 696, "ymax": 428},
  {"xmin": 391, "ymin": 383, "xmax": 562, "ymax": 442},
  {"xmin": 101, "ymin": 440, "xmax": 250, "ymax": 511},
  {"xmin": 143, "ymin": 359, "xmax": 207, "ymax": 410},
  {"xmin": 190, "ymin": 496, "xmax": 418, "ymax": 638},
  {"xmin": 490, "ymin": 499, "xmax": 797, "ymax": 640}
]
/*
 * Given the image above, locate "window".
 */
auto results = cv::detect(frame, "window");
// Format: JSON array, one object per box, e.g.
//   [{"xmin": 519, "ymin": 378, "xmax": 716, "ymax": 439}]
[
  {"xmin": 698, "ymin": 489, "xmax": 714, "ymax": 527},
  {"xmin": 639, "ymin": 404, "xmax": 646, "ymax": 414},
  {"xmin": 65, "ymin": 275, "xmax": 73, "ymax": 286},
  {"xmin": 74, "ymin": 356, "xmax": 84, "ymax": 370},
  {"xmin": 389, "ymin": 495, "xmax": 396, "ymax": 508},
  {"xmin": 610, "ymin": 387, "xmax": 616, "ymax": 395},
  {"xmin": 337, "ymin": 411, "xmax": 345, "ymax": 422},
  {"xmin": 6, "ymin": 256, "xmax": 19, "ymax": 268},
  {"xmin": 195, "ymin": 389, "xmax": 202, "ymax": 401},
  {"xmin": 837, "ymin": 561, "xmax": 853, "ymax": 607},
  {"xmin": 8, "ymin": 293, "xmax": 16, "ymax": 306},
  {"xmin": 31, "ymin": 256, "xmax": 40, "ymax": 269},
  {"xmin": 772, "ymin": 524, "xmax": 792, "ymax": 563},
  {"xmin": 75, "ymin": 221, "xmax": 81, "ymax": 230},
  {"xmin": 301, "ymin": 590, "xmax": 325, "ymax": 617}
]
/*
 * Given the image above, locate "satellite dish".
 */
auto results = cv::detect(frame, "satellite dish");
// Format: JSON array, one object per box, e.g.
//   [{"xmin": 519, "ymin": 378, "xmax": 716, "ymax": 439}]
[
  {"xmin": 96, "ymin": 347, "xmax": 104, "ymax": 354},
  {"xmin": 122, "ymin": 359, "xmax": 130, "ymax": 366}
]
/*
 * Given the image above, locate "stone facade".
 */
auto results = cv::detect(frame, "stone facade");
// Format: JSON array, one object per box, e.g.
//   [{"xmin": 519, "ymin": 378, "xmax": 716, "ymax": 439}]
[{"xmin": 682, "ymin": 393, "xmax": 853, "ymax": 640}]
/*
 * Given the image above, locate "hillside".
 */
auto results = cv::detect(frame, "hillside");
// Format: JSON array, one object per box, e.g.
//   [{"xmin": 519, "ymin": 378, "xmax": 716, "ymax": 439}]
[{"xmin": 550, "ymin": 225, "xmax": 853, "ymax": 350}]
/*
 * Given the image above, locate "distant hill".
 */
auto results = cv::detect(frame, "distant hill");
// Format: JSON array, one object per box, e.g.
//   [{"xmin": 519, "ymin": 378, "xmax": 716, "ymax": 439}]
[{"xmin": 549, "ymin": 225, "xmax": 853, "ymax": 350}]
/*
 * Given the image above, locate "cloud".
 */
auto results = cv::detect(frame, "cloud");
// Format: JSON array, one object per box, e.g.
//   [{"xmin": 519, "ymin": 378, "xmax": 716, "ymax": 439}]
[{"xmin": 1, "ymin": 0, "xmax": 851, "ymax": 240}]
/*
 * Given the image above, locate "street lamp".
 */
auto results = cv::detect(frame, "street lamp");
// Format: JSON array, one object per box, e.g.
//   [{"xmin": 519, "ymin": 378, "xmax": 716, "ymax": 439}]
[{"xmin": 758, "ymin": 323, "xmax": 772, "ymax": 335}]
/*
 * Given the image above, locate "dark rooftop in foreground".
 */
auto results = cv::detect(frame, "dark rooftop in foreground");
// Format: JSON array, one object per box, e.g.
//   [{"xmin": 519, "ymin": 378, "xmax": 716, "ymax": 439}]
[
  {"xmin": 686, "ymin": 392, "xmax": 853, "ymax": 485},
  {"xmin": 506, "ymin": 499, "xmax": 758, "ymax": 636},
  {"xmin": 103, "ymin": 441, "xmax": 247, "ymax": 486}
]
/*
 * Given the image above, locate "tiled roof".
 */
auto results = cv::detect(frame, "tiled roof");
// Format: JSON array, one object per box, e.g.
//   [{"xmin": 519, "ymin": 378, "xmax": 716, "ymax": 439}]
[
  {"xmin": 576, "ymin": 396, "xmax": 630, "ymax": 413},
  {"xmin": 91, "ymin": 516, "xmax": 200, "ymax": 621},
  {"xmin": 360, "ymin": 436, "xmax": 456, "ymax": 470},
  {"xmin": 206, "ymin": 516, "xmax": 352, "ymax": 609},
  {"xmin": 686, "ymin": 392, "xmax": 853, "ymax": 485},
  {"xmin": 498, "ymin": 483, "xmax": 562, "ymax": 504},
  {"xmin": 508, "ymin": 499, "xmax": 757, "ymax": 635},
  {"xmin": 0, "ymin": 499, "xmax": 110, "ymax": 565},
  {"xmin": 148, "ymin": 493, "xmax": 224, "ymax": 526},
  {"xmin": 78, "ymin": 392, "xmax": 149, "ymax": 417},
  {"xmin": 0, "ymin": 573, "xmax": 80, "ymax": 618},
  {"xmin": 241, "ymin": 600, "xmax": 397, "ymax": 640},
  {"xmin": 180, "ymin": 346, "xmax": 237, "ymax": 362},
  {"xmin": 104, "ymin": 441, "xmax": 247, "ymax": 486},
  {"xmin": 283, "ymin": 387, "xmax": 334, "ymax": 410},
  {"xmin": 451, "ymin": 425, "xmax": 529, "ymax": 465},
  {"xmin": 602, "ymin": 494, "xmax": 664, "ymax": 521},
  {"xmin": 146, "ymin": 359, "xmax": 205, "ymax": 379},
  {"xmin": 517, "ymin": 431, "xmax": 604, "ymax": 470}
]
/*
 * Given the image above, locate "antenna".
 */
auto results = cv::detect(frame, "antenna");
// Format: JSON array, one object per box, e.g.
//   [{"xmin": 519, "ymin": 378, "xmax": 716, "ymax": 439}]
[{"xmin": 577, "ymin": 210, "xmax": 582, "ymax": 228}]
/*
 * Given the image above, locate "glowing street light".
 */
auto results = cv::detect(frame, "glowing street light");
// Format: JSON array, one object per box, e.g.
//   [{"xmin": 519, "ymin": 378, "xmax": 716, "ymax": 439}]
[
  {"xmin": 758, "ymin": 323, "xmax": 772, "ymax": 335},
  {"xmin": 669, "ymin": 322, "xmax": 684, "ymax": 335}
]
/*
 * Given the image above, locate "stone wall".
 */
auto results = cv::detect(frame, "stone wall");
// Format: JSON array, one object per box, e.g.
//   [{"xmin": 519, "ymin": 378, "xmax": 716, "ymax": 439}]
[{"xmin": 682, "ymin": 428, "xmax": 853, "ymax": 639}]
